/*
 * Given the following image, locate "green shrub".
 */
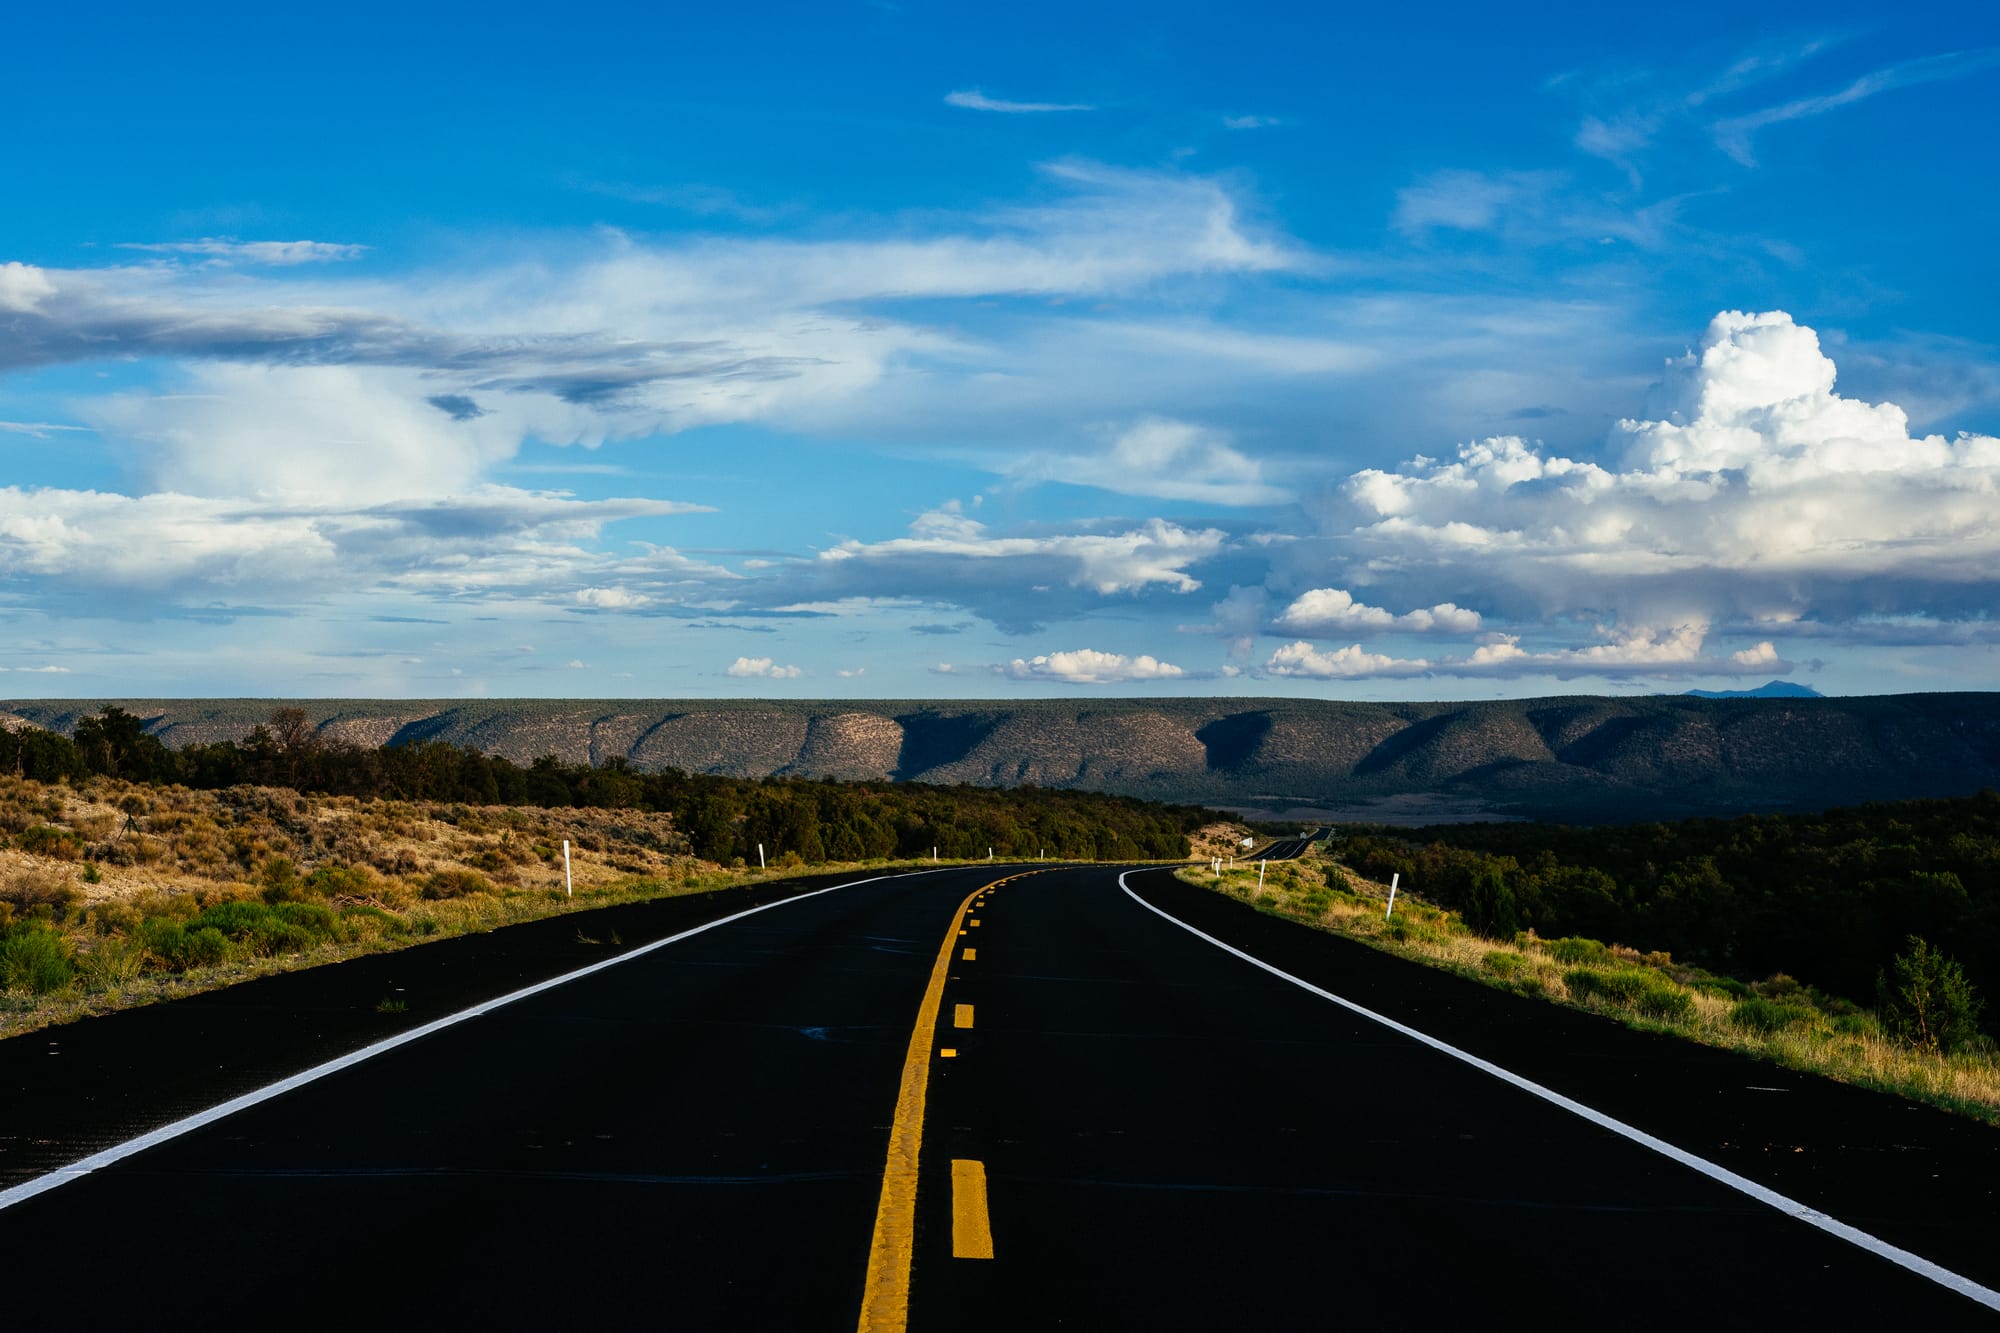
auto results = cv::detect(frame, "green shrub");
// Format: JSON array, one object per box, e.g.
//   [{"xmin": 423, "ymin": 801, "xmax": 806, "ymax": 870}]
[
  {"xmin": 1877, "ymin": 936, "xmax": 1985, "ymax": 1055},
  {"xmin": 421, "ymin": 869, "xmax": 491, "ymax": 900},
  {"xmin": 78, "ymin": 937, "xmax": 144, "ymax": 988},
  {"xmin": 191, "ymin": 899, "xmax": 276, "ymax": 938},
  {"xmin": 1383, "ymin": 917, "xmax": 1439, "ymax": 945},
  {"xmin": 1565, "ymin": 966, "xmax": 1694, "ymax": 1023},
  {"xmin": 138, "ymin": 918, "xmax": 231, "ymax": 970},
  {"xmin": 305, "ymin": 864, "xmax": 374, "ymax": 898},
  {"xmin": 1483, "ymin": 950, "xmax": 1526, "ymax": 979},
  {"xmin": 0, "ymin": 924, "xmax": 76, "ymax": 993},
  {"xmin": 1730, "ymin": 997, "xmax": 1816, "ymax": 1034},
  {"xmin": 16, "ymin": 825, "xmax": 83, "ymax": 861},
  {"xmin": 1547, "ymin": 937, "xmax": 1613, "ymax": 966}
]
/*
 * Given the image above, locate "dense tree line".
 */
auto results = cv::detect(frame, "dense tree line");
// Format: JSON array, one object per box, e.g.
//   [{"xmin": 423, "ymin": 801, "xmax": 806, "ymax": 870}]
[
  {"xmin": 0, "ymin": 707, "xmax": 1200, "ymax": 863},
  {"xmin": 1339, "ymin": 792, "xmax": 2000, "ymax": 1024}
]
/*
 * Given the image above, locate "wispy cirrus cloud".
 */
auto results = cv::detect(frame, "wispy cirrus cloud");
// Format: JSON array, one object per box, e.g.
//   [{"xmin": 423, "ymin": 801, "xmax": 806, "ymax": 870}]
[
  {"xmin": 116, "ymin": 238, "xmax": 368, "ymax": 265},
  {"xmin": 1008, "ymin": 416, "xmax": 1291, "ymax": 507},
  {"xmin": 1712, "ymin": 48, "xmax": 2000, "ymax": 165},
  {"xmin": 945, "ymin": 89, "xmax": 1094, "ymax": 114},
  {"xmin": 0, "ymin": 420, "xmax": 90, "ymax": 438}
]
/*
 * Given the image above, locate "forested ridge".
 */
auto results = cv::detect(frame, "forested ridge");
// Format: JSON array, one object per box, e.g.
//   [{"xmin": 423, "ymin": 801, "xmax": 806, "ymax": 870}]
[
  {"xmin": 0, "ymin": 707, "xmax": 1205, "ymax": 863},
  {"xmin": 1340, "ymin": 792, "xmax": 2000, "ymax": 1025}
]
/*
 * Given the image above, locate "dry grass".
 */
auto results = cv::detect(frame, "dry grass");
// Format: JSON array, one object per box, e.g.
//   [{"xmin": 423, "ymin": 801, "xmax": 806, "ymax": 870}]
[
  {"xmin": 1179, "ymin": 852, "xmax": 2000, "ymax": 1125},
  {"xmin": 0, "ymin": 773, "xmax": 989, "ymax": 1041}
]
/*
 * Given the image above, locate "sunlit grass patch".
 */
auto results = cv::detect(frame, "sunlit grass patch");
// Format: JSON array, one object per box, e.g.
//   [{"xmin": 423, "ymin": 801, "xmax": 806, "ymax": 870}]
[{"xmin": 1181, "ymin": 854, "xmax": 2000, "ymax": 1124}]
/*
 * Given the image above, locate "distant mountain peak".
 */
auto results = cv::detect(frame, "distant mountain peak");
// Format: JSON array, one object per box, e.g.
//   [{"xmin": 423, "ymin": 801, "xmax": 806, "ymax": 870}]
[{"xmin": 1684, "ymin": 680, "xmax": 1824, "ymax": 699}]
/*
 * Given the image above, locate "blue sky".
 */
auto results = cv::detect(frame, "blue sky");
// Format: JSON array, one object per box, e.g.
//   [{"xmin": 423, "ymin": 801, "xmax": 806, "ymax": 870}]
[{"xmin": 3, "ymin": 0, "xmax": 1997, "ymax": 699}]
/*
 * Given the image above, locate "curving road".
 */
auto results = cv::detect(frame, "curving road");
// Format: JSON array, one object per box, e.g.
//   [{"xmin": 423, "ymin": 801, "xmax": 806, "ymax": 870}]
[{"xmin": 2, "ymin": 859, "xmax": 1995, "ymax": 1329}]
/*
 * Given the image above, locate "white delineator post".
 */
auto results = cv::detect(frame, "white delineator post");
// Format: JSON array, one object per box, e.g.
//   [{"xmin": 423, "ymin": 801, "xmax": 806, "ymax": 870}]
[
  {"xmin": 933, "ymin": 846, "xmax": 938, "ymax": 864},
  {"xmin": 757, "ymin": 842, "xmax": 765, "ymax": 870},
  {"xmin": 1258, "ymin": 859, "xmax": 1266, "ymax": 890},
  {"xmin": 1385, "ymin": 872, "xmax": 1400, "ymax": 918},
  {"xmin": 562, "ymin": 840, "xmax": 572, "ymax": 898}
]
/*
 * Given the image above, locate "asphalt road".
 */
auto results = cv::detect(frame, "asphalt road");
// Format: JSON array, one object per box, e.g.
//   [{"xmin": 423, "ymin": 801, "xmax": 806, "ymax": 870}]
[{"xmin": 3, "ymin": 860, "xmax": 1996, "ymax": 1329}]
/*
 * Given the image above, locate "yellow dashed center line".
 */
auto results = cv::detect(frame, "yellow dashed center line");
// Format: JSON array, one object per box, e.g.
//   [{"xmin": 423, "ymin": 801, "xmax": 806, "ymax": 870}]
[
  {"xmin": 953, "ymin": 1003, "xmax": 974, "ymax": 1029},
  {"xmin": 962, "ymin": 947, "xmax": 976, "ymax": 961},
  {"xmin": 950, "ymin": 1159, "xmax": 995, "ymax": 1260},
  {"xmin": 969, "ymin": 918, "xmax": 981, "ymax": 927},
  {"xmin": 855, "ymin": 875, "xmax": 1003, "ymax": 1333}
]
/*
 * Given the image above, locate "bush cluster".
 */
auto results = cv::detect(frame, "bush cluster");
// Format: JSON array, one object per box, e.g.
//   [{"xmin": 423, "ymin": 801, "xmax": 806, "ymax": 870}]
[{"xmin": 1340, "ymin": 789, "xmax": 2000, "ymax": 1038}]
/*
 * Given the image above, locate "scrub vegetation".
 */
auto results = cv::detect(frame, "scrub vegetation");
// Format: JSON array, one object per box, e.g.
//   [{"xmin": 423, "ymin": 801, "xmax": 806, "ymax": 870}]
[
  {"xmin": 0, "ymin": 707, "xmax": 1221, "ymax": 1040},
  {"xmin": 1185, "ymin": 837, "xmax": 2000, "ymax": 1123}
]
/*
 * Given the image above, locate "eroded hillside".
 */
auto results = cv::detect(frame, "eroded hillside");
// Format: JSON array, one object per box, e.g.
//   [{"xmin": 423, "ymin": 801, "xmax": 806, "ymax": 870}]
[{"xmin": 6, "ymin": 695, "xmax": 1999, "ymax": 822}]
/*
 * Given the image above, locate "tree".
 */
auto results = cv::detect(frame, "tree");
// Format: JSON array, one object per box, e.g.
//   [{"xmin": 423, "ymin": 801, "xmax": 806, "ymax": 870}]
[
  {"xmin": 1461, "ymin": 864, "xmax": 1521, "ymax": 939},
  {"xmin": 1877, "ymin": 935, "xmax": 1984, "ymax": 1054},
  {"xmin": 73, "ymin": 707, "xmax": 177, "ymax": 782}
]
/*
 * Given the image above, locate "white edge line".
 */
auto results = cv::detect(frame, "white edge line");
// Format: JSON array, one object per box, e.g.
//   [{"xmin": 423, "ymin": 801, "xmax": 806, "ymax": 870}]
[
  {"xmin": 0, "ymin": 867, "xmax": 958, "ymax": 1214},
  {"xmin": 1118, "ymin": 867, "xmax": 2000, "ymax": 1313}
]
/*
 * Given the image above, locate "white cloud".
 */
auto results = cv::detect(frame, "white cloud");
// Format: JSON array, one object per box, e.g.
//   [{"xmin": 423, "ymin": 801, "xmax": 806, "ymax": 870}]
[
  {"xmin": 1001, "ymin": 648, "xmax": 1185, "ymax": 684},
  {"xmin": 1265, "ymin": 641, "xmax": 1429, "ymax": 679},
  {"xmin": 0, "ymin": 262, "xmax": 56, "ymax": 313},
  {"xmin": 1326, "ymin": 310, "xmax": 2000, "ymax": 632},
  {"xmin": 1713, "ymin": 50, "xmax": 2000, "ymax": 166},
  {"xmin": 0, "ymin": 483, "xmax": 717, "ymax": 612},
  {"xmin": 836, "ymin": 667, "xmax": 866, "ymax": 678},
  {"xmin": 1273, "ymin": 587, "xmax": 1481, "ymax": 636},
  {"xmin": 575, "ymin": 586, "xmax": 653, "ymax": 610},
  {"xmin": 945, "ymin": 90, "xmax": 1094, "ymax": 114},
  {"xmin": 0, "ymin": 420, "xmax": 89, "ymax": 438},
  {"xmin": 1, "ymin": 665, "xmax": 71, "ymax": 674},
  {"xmin": 1261, "ymin": 624, "xmax": 1792, "ymax": 681},
  {"xmin": 1223, "ymin": 114, "xmax": 1280, "ymax": 130},
  {"xmin": 117, "ymin": 238, "xmax": 367, "ymax": 265},
  {"xmin": 726, "ymin": 655, "xmax": 802, "ymax": 679},
  {"xmin": 1393, "ymin": 170, "xmax": 1560, "ymax": 234},
  {"xmin": 1011, "ymin": 416, "xmax": 1291, "ymax": 506},
  {"xmin": 817, "ymin": 503, "xmax": 1226, "ymax": 596}
]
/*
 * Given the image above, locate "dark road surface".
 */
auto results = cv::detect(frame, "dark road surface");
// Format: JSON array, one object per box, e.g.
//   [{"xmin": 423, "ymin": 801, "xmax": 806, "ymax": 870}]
[{"xmin": 3, "ymin": 860, "xmax": 1996, "ymax": 1329}]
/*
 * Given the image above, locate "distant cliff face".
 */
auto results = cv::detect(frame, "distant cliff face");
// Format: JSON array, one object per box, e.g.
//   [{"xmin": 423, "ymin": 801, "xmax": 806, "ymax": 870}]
[{"xmin": 5, "ymin": 694, "xmax": 1998, "ymax": 824}]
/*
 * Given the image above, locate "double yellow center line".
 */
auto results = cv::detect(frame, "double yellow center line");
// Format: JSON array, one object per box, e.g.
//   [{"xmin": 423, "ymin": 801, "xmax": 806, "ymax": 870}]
[{"xmin": 856, "ymin": 872, "xmax": 1028, "ymax": 1332}]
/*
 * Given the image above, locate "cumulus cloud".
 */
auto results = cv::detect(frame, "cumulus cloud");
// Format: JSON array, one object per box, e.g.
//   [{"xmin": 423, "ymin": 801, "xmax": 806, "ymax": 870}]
[
  {"xmin": 574, "ymin": 586, "xmax": 652, "ymax": 610},
  {"xmin": 1265, "ymin": 641, "xmax": 1428, "ymax": 679},
  {"xmin": 0, "ymin": 262, "xmax": 56, "ymax": 313},
  {"xmin": 725, "ymin": 655, "xmax": 802, "ymax": 679},
  {"xmin": 945, "ymin": 90, "xmax": 1093, "ymax": 113},
  {"xmin": 1325, "ymin": 310, "xmax": 2000, "ymax": 634},
  {"xmin": 1010, "ymin": 416, "xmax": 1290, "ymax": 506},
  {"xmin": 117, "ymin": 238, "xmax": 368, "ymax": 265},
  {"xmin": 1273, "ymin": 587, "xmax": 1480, "ymax": 635},
  {"xmin": 1001, "ymin": 648, "xmax": 1185, "ymax": 683}
]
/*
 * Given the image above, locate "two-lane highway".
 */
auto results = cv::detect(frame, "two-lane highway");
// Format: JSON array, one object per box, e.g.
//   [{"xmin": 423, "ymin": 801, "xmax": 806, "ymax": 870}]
[{"xmin": 2, "ymin": 860, "xmax": 1995, "ymax": 1328}]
